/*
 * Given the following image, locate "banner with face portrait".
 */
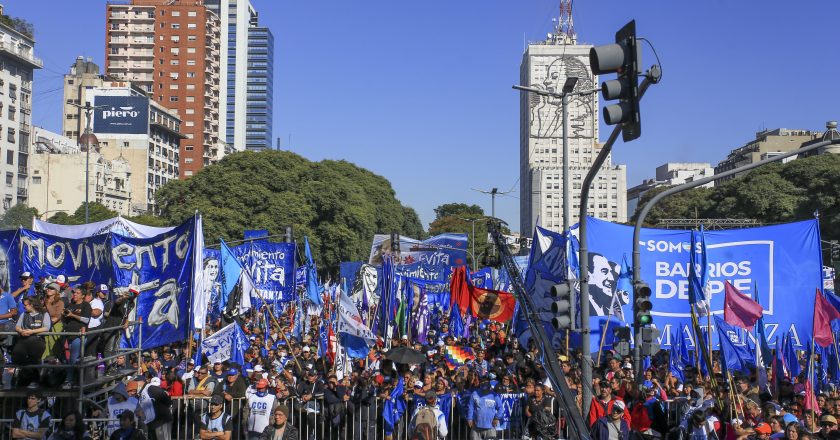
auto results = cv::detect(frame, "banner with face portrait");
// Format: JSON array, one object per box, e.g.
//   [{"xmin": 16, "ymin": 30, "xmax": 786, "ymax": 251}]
[
  {"xmin": 0, "ymin": 230, "xmax": 21, "ymax": 295},
  {"xmin": 341, "ymin": 261, "xmax": 382, "ymax": 313},
  {"xmin": 578, "ymin": 217, "xmax": 823, "ymax": 349},
  {"xmin": 368, "ymin": 233, "xmax": 467, "ymax": 294}
]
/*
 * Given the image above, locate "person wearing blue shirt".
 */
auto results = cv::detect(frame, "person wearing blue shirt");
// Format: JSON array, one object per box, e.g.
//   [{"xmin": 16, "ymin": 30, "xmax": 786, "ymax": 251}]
[
  {"xmin": 0, "ymin": 288, "xmax": 18, "ymax": 348},
  {"xmin": 467, "ymin": 377, "xmax": 503, "ymax": 439}
]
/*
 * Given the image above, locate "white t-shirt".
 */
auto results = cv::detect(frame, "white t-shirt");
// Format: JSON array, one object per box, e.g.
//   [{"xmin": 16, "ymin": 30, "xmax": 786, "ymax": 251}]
[
  {"xmin": 107, "ymin": 396, "xmax": 139, "ymax": 435},
  {"xmin": 246, "ymin": 392, "xmax": 276, "ymax": 433},
  {"xmin": 88, "ymin": 298, "xmax": 104, "ymax": 328}
]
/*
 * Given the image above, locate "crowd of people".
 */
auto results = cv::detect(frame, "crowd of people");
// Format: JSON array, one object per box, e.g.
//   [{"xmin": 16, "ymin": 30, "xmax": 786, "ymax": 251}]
[{"xmin": 0, "ymin": 267, "xmax": 836, "ymax": 440}]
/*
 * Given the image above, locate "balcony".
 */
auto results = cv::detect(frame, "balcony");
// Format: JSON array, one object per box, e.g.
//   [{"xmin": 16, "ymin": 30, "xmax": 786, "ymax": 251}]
[
  {"xmin": 0, "ymin": 41, "xmax": 43, "ymax": 69},
  {"xmin": 17, "ymin": 166, "xmax": 26, "ymax": 176},
  {"xmin": 16, "ymin": 187, "xmax": 27, "ymax": 198}
]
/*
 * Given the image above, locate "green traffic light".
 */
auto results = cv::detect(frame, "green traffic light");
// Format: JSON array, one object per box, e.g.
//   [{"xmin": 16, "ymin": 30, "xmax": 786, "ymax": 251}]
[{"xmin": 639, "ymin": 314, "xmax": 652, "ymax": 325}]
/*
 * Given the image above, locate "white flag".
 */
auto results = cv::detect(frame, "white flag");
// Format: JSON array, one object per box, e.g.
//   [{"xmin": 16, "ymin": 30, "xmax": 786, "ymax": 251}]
[{"xmin": 337, "ymin": 289, "xmax": 376, "ymax": 343}]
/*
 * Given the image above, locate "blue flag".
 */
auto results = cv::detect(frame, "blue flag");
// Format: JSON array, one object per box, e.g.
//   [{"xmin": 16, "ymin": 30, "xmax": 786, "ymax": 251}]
[
  {"xmin": 219, "ymin": 239, "xmax": 241, "ymax": 310},
  {"xmin": 753, "ymin": 284, "xmax": 772, "ymax": 368},
  {"xmin": 678, "ymin": 324, "xmax": 694, "ymax": 367},
  {"xmin": 688, "ymin": 227, "xmax": 708, "ymax": 308},
  {"xmin": 449, "ymin": 298, "xmax": 467, "ymax": 339},
  {"xmin": 383, "ymin": 377, "xmax": 406, "ymax": 435},
  {"xmin": 715, "ymin": 316, "xmax": 754, "ymax": 375},
  {"xmin": 782, "ymin": 332, "xmax": 801, "ymax": 379},
  {"xmin": 669, "ymin": 337, "xmax": 685, "ymax": 383},
  {"xmin": 304, "ymin": 237, "xmax": 323, "ymax": 306}
]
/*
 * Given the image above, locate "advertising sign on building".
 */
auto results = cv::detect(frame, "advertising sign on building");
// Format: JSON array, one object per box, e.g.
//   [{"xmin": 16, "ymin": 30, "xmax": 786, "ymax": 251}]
[{"xmin": 93, "ymin": 95, "xmax": 149, "ymax": 135}]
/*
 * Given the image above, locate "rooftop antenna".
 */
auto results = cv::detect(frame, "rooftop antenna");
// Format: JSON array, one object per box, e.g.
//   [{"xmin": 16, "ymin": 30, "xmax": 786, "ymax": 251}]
[{"xmin": 556, "ymin": 0, "xmax": 576, "ymax": 44}]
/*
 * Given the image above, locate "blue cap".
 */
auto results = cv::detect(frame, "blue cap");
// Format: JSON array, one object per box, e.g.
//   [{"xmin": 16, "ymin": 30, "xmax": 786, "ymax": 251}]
[{"xmin": 227, "ymin": 368, "xmax": 238, "ymax": 376}]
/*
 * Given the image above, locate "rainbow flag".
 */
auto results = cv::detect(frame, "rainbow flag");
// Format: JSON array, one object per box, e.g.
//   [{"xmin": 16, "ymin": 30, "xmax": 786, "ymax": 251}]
[{"xmin": 444, "ymin": 345, "xmax": 476, "ymax": 370}]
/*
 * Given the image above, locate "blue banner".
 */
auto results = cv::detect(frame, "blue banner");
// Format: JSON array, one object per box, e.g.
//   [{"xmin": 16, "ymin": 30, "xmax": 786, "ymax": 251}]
[
  {"xmin": 369, "ymin": 233, "xmax": 468, "ymax": 293},
  {"xmin": 93, "ymin": 95, "xmax": 149, "ymax": 135},
  {"xmin": 581, "ymin": 217, "xmax": 822, "ymax": 348},
  {"xmin": 471, "ymin": 267, "xmax": 494, "ymax": 289},
  {"xmin": 232, "ymin": 241, "xmax": 296, "ymax": 302},
  {"xmin": 0, "ymin": 230, "xmax": 22, "ymax": 295},
  {"xmin": 114, "ymin": 218, "xmax": 195, "ymax": 349},
  {"xmin": 20, "ymin": 229, "xmax": 114, "ymax": 285}
]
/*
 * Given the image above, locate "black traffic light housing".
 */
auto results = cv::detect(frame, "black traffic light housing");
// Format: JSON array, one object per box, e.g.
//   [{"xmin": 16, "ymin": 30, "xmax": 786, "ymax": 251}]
[
  {"xmin": 613, "ymin": 326, "xmax": 631, "ymax": 357},
  {"xmin": 634, "ymin": 280, "xmax": 652, "ymax": 327},
  {"xmin": 640, "ymin": 326, "xmax": 660, "ymax": 356},
  {"xmin": 551, "ymin": 281, "xmax": 576, "ymax": 330},
  {"xmin": 589, "ymin": 20, "xmax": 641, "ymax": 142}
]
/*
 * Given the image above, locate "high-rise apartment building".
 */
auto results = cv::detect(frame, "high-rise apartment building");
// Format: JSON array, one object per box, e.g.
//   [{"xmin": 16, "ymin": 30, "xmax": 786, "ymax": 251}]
[
  {"xmin": 205, "ymin": 0, "xmax": 274, "ymax": 151},
  {"xmin": 714, "ymin": 128, "xmax": 817, "ymax": 183},
  {"xmin": 0, "ymin": 6, "xmax": 41, "ymax": 212},
  {"xmin": 519, "ymin": 23, "xmax": 626, "ymax": 235},
  {"xmin": 105, "ymin": 0, "xmax": 223, "ymax": 178}
]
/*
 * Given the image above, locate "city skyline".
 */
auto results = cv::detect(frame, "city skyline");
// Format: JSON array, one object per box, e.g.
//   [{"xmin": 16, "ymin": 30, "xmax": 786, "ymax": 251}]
[{"xmin": 15, "ymin": 0, "xmax": 840, "ymax": 231}]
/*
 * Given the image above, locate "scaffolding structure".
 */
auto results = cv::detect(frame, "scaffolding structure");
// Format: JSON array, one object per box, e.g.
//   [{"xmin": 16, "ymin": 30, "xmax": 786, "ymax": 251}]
[{"xmin": 656, "ymin": 218, "xmax": 761, "ymax": 230}]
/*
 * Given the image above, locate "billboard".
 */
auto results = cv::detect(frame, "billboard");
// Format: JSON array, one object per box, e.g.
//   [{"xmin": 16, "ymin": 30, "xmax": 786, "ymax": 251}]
[{"xmin": 93, "ymin": 95, "xmax": 149, "ymax": 135}]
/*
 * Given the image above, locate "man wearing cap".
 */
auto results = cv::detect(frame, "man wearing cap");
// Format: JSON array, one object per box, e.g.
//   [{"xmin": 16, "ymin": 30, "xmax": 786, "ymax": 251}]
[
  {"xmin": 105, "ymin": 381, "xmax": 140, "ymax": 437},
  {"xmin": 590, "ymin": 399, "xmax": 630, "ymax": 440},
  {"xmin": 200, "ymin": 394, "xmax": 233, "ymax": 439},
  {"xmin": 259, "ymin": 405, "xmax": 298, "ymax": 440},
  {"xmin": 467, "ymin": 376, "xmax": 503, "ymax": 440},
  {"xmin": 10, "ymin": 271, "xmax": 33, "ymax": 303},
  {"xmin": 223, "ymin": 367, "xmax": 246, "ymax": 439},
  {"xmin": 0, "ymin": 272, "xmax": 18, "ymax": 349},
  {"xmin": 820, "ymin": 414, "xmax": 838, "ymax": 437},
  {"xmin": 296, "ymin": 368, "xmax": 324, "ymax": 439},
  {"xmin": 588, "ymin": 379, "xmax": 630, "ymax": 428},
  {"xmin": 245, "ymin": 378, "xmax": 276, "ymax": 440},
  {"xmin": 409, "ymin": 390, "xmax": 448, "ymax": 440}
]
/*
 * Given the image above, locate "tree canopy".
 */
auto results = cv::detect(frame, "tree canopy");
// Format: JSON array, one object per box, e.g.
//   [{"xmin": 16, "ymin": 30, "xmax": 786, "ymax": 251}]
[
  {"xmin": 428, "ymin": 202, "xmax": 511, "ymax": 268},
  {"xmin": 631, "ymin": 154, "xmax": 840, "ymax": 243},
  {"xmin": 433, "ymin": 203, "xmax": 484, "ymax": 221},
  {"xmin": 153, "ymin": 150, "xmax": 424, "ymax": 273},
  {"xmin": 0, "ymin": 204, "xmax": 38, "ymax": 230}
]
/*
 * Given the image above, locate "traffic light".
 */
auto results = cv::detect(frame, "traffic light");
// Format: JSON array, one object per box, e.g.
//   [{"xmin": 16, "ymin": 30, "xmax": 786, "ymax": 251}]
[
  {"xmin": 551, "ymin": 281, "xmax": 576, "ymax": 330},
  {"xmin": 640, "ymin": 327, "xmax": 660, "ymax": 356},
  {"xmin": 613, "ymin": 326, "xmax": 631, "ymax": 357},
  {"xmin": 589, "ymin": 20, "xmax": 641, "ymax": 142},
  {"xmin": 634, "ymin": 280, "xmax": 653, "ymax": 326}
]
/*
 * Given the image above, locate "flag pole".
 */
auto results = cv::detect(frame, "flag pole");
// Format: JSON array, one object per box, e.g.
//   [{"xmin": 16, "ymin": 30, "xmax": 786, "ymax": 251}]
[
  {"xmin": 691, "ymin": 305, "xmax": 723, "ymax": 413},
  {"xmin": 252, "ymin": 286, "xmax": 302, "ymax": 372},
  {"xmin": 596, "ymin": 307, "xmax": 616, "ymax": 367}
]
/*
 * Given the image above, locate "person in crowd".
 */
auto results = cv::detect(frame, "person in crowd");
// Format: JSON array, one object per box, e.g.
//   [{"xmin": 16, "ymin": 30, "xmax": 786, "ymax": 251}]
[
  {"xmin": 466, "ymin": 376, "xmax": 503, "ymax": 440},
  {"xmin": 42, "ymin": 282, "xmax": 65, "ymax": 360},
  {"xmin": 409, "ymin": 390, "xmax": 448, "ymax": 440},
  {"xmin": 259, "ymin": 405, "xmax": 298, "ymax": 440},
  {"xmin": 199, "ymin": 394, "xmax": 233, "ymax": 440},
  {"xmin": 83, "ymin": 282, "xmax": 104, "ymax": 354},
  {"xmin": 61, "ymin": 285, "xmax": 92, "ymax": 389},
  {"xmin": 12, "ymin": 389, "xmax": 51, "ymax": 440},
  {"xmin": 223, "ymin": 367, "xmax": 247, "ymax": 440},
  {"xmin": 104, "ymin": 382, "xmax": 140, "ymax": 438},
  {"xmin": 0, "ymin": 275, "xmax": 19, "ymax": 349},
  {"xmin": 590, "ymin": 400, "xmax": 630, "ymax": 440},
  {"xmin": 108, "ymin": 411, "xmax": 146, "ymax": 440},
  {"xmin": 588, "ymin": 379, "xmax": 629, "ymax": 428},
  {"xmin": 47, "ymin": 410, "xmax": 90, "ymax": 440},
  {"xmin": 13, "ymin": 296, "xmax": 51, "ymax": 365},
  {"xmin": 137, "ymin": 376, "xmax": 173, "ymax": 440},
  {"xmin": 245, "ymin": 379, "xmax": 276, "ymax": 440}
]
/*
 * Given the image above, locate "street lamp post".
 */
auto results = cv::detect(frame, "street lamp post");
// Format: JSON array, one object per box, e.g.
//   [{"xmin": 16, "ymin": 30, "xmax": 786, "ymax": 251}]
[{"xmin": 68, "ymin": 102, "xmax": 107, "ymax": 223}]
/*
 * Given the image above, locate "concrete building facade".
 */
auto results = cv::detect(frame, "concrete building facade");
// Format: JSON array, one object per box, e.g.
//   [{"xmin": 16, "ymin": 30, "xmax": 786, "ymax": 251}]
[
  {"xmin": 29, "ymin": 127, "xmax": 133, "ymax": 217},
  {"xmin": 245, "ymin": 18, "xmax": 273, "ymax": 150},
  {"xmin": 105, "ymin": 0, "xmax": 222, "ymax": 178},
  {"xmin": 626, "ymin": 162, "xmax": 714, "ymax": 219},
  {"xmin": 519, "ymin": 33, "xmax": 627, "ymax": 234},
  {"xmin": 714, "ymin": 128, "xmax": 816, "ymax": 183},
  {"xmin": 86, "ymin": 84, "xmax": 182, "ymax": 215},
  {"xmin": 0, "ymin": 9, "xmax": 41, "ymax": 212}
]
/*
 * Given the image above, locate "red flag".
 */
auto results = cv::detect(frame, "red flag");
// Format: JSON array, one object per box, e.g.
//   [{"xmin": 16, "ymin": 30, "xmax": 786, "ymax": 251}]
[
  {"xmin": 723, "ymin": 281, "xmax": 763, "ymax": 331},
  {"xmin": 469, "ymin": 285, "xmax": 516, "ymax": 323},
  {"xmin": 450, "ymin": 266, "xmax": 470, "ymax": 316},
  {"xmin": 327, "ymin": 325, "xmax": 336, "ymax": 364},
  {"xmin": 804, "ymin": 377, "xmax": 820, "ymax": 415},
  {"xmin": 813, "ymin": 289, "xmax": 840, "ymax": 347}
]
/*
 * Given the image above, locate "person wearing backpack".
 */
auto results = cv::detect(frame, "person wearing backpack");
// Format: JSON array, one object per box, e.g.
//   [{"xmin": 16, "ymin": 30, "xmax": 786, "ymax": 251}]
[
  {"xmin": 409, "ymin": 390, "xmax": 448, "ymax": 440},
  {"xmin": 12, "ymin": 389, "xmax": 51, "ymax": 440}
]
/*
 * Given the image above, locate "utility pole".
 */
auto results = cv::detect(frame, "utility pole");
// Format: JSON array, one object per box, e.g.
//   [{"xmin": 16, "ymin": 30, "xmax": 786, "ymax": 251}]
[{"xmin": 68, "ymin": 102, "xmax": 107, "ymax": 223}]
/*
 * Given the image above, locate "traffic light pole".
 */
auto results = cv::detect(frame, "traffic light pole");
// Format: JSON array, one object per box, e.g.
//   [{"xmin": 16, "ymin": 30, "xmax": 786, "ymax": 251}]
[
  {"xmin": 630, "ymin": 137, "xmax": 840, "ymax": 375},
  {"xmin": 578, "ymin": 75, "xmax": 653, "ymax": 417}
]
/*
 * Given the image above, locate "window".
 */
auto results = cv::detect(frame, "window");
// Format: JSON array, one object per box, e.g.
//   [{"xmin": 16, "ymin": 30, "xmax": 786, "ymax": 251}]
[
  {"xmin": 5, "ymin": 151, "xmax": 12, "ymax": 165},
  {"xmin": 188, "ymin": 11, "xmax": 197, "ymax": 17},
  {"xmin": 185, "ymin": 170, "xmax": 193, "ymax": 176},
  {"xmin": 170, "ymin": 48, "xmax": 180, "ymax": 55},
  {"xmin": 186, "ymin": 84, "xmax": 195, "ymax": 90},
  {"xmin": 188, "ymin": 35, "xmax": 197, "ymax": 41},
  {"xmin": 32, "ymin": 176, "xmax": 41, "ymax": 184},
  {"xmin": 171, "ymin": 11, "xmax": 180, "ymax": 17},
  {"xmin": 186, "ymin": 96, "xmax": 195, "ymax": 102},
  {"xmin": 185, "ymin": 145, "xmax": 194, "ymax": 151},
  {"xmin": 170, "ymin": 72, "xmax": 179, "ymax": 79},
  {"xmin": 187, "ymin": 47, "xmax": 196, "ymax": 54},
  {"xmin": 185, "ymin": 121, "xmax": 194, "ymax": 126},
  {"xmin": 170, "ymin": 84, "xmax": 179, "ymax": 90},
  {"xmin": 187, "ymin": 23, "xmax": 197, "ymax": 29},
  {"xmin": 171, "ymin": 23, "xmax": 180, "ymax": 29},
  {"xmin": 186, "ymin": 72, "xmax": 196, "ymax": 78},
  {"xmin": 169, "ymin": 96, "xmax": 179, "ymax": 102},
  {"xmin": 170, "ymin": 60, "xmax": 179, "ymax": 65},
  {"xmin": 5, "ymin": 173, "xmax": 12, "ymax": 186},
  {"xmin": 185, "ymin": 157, "xmax": 193, "ymax": 163},
  {"xmin": 186, "ymin": 60, "xmax": 196, "ymax": 66},
  {"xmin": 171, "ymin": 36, "xmax": 180, "ymax": 43}
]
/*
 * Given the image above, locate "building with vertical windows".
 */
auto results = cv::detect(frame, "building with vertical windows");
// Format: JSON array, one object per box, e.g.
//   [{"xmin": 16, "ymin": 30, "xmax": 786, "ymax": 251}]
[
  {"xmin": 0, "ymin": 6, "xmax": 41, "ymax": 212},
  {"xmin": 519, "ymin": 25, "xmax": 626, "ymax": 235},
  {"xmin": 205, "ymin": 0, "xmax": 274, "ymax": 151},
  {"xmin": 105, "ymin": 0, "xmax": 222, "ymax": 178}
]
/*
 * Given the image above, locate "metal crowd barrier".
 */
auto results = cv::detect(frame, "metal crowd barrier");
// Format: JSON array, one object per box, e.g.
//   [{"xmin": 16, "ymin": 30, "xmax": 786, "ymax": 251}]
[{"xmin": 171, "ymin": 393, "xmax": 569, "ymax": 440}]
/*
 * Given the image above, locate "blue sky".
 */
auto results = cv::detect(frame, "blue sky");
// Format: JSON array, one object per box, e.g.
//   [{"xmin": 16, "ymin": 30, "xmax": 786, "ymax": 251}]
[{"xmin": 13, "ymin": 0, "xmax": 840, "ymax": 232}]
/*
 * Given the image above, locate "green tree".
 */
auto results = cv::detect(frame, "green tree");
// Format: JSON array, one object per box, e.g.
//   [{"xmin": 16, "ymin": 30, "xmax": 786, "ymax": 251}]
[
  {"xmin": 433, "ymin": 203, "xmax": 484, "ymax": 221},
  {"xmin": 154, "ymin": 150, "xmax": 424, "ymax": 274},
  {"xmin": 47, "ymin": 202, "xmax": 117, "ymax": 225},
  {"xmin": 631, "ymin": 154, "xmax": 840, "ymax": 244},
  {"xmin": 0, "ymin": 204, "xmax": 38, "ymax": 230}
]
